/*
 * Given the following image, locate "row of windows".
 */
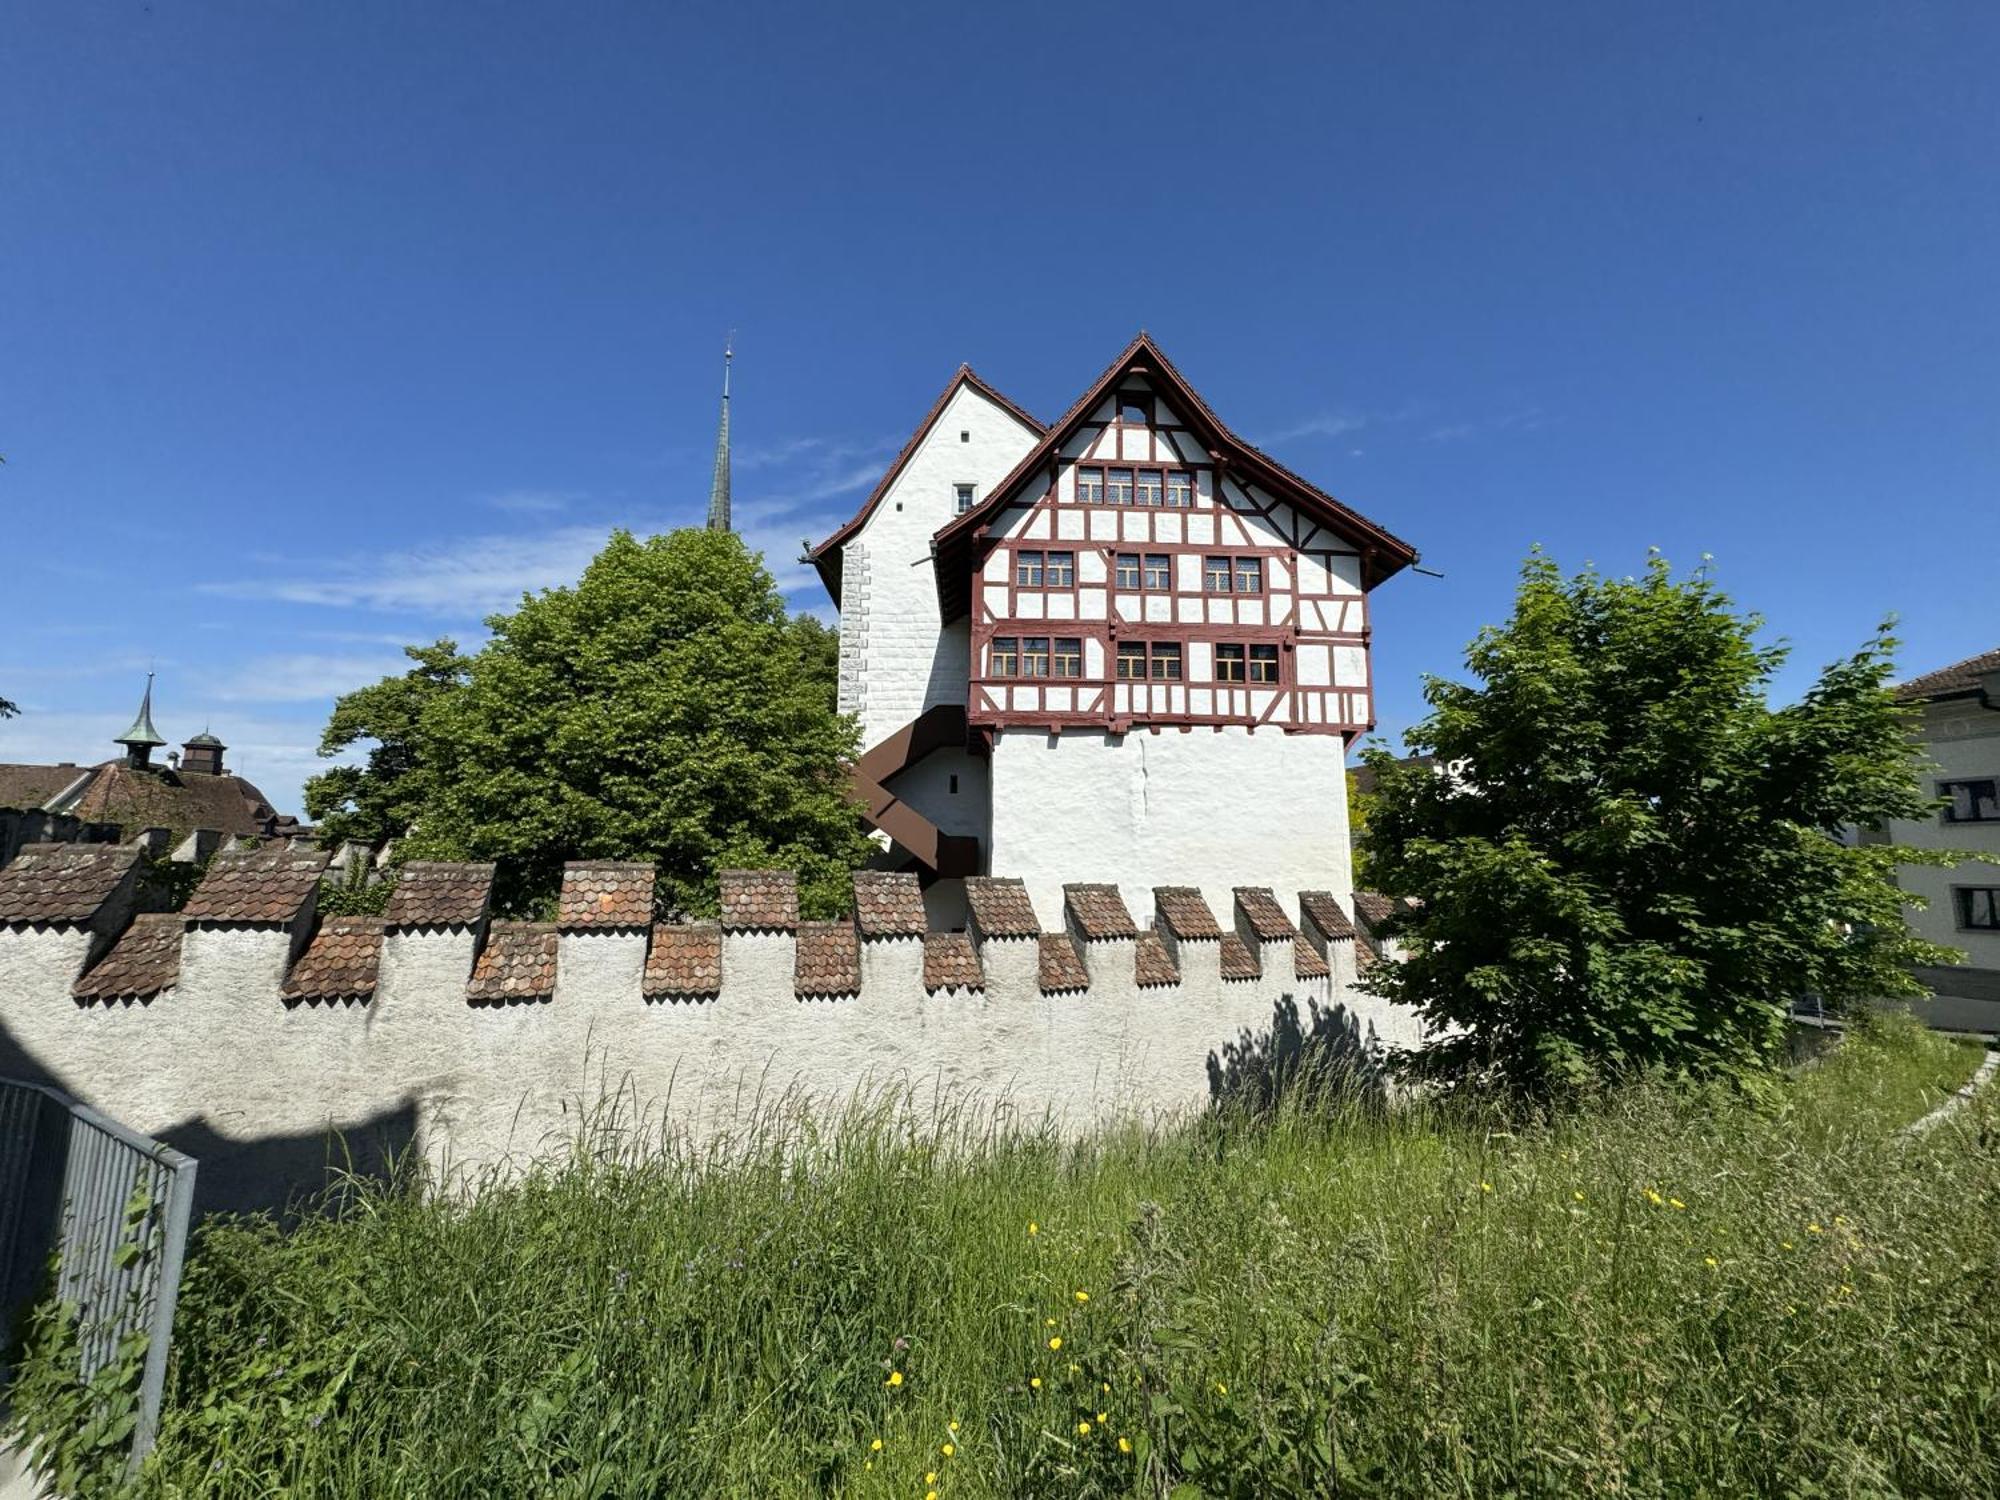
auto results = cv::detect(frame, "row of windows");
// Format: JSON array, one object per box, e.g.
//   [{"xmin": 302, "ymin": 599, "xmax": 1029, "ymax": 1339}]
[
  {"xmin": 1012, "ymin": 550, "xmax": 1264, "ymax": 593},
  {"xmin": 987, "ymin": 638, "xmax": 1280, "ymax": 684},
  {"xmin": 1074, "ymin": 467, "xmax": 1195, "ymax": 507}
]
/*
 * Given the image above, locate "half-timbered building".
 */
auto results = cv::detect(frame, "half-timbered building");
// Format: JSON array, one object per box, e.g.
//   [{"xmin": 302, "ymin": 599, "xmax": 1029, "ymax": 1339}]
[{"xmin": 808, "ymin": 333, "xmax": 1417, "ymax": 923}]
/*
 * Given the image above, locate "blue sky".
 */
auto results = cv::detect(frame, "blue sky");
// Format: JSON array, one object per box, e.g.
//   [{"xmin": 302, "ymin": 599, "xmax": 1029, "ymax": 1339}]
[{"xmin": 3, "ymin": 2, "xmax": 1995, "ymax": 815}]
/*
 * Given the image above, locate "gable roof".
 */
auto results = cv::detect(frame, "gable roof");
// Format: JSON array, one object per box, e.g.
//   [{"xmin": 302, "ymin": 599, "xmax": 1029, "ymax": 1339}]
[
  {"xmin": 805, "ymin": 365, "xmax": 1044, "ymax": 603},
  {"xmin": 1895, "ymin": 647, "xmax": 2000, "ymax": 705},
  {"xmin": 929, "ymin": 332, "xmax": 1419, "ymax": 620}
]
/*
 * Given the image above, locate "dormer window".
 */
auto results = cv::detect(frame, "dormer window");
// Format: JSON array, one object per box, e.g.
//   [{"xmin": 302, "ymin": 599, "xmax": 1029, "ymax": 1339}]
[{"xmin": 954, "ymin": 483, "xmax": 975, "ymax": 515}]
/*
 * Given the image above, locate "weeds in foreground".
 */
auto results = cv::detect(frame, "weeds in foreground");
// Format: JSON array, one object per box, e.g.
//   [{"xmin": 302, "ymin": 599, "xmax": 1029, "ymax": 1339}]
[{"xmin": 8, "ymin": 1013, "xmax": 1995, "ymax": 1497}]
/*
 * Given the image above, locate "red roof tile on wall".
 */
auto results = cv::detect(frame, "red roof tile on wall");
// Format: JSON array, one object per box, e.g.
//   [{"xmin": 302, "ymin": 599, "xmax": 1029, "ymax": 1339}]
[
  {"xmin": 467, "ymin": 922, "xmax": 558, "ymax": 1004},
  {"xmin": 1064, "ymin": 884, "xmax": 1138, "ymax": 940},
  {"xmin": 557, "ymin": 861, "xmax": 655, "ymax": 930},
  {"xmin": 1895, "ymin": 647, "xmax": 2000, "ymax": 702},
  {"xmin": 923, "ymin": 932, "xmax": 983, "ymax": 992},
  {"xmin": 182, "ymin": 846, "xmax": 327, "ymax": 925},
  {"xmin": 1219, "ymin": 933, "xmax": 1260, "ymax": 981},
  {"xmin": 1292, "ymin": 933, "xmax": 1329, "ymax": 979},
  {"xmin": 282, "ymin": 916, "xmax": 384, "ymax": 1003},
  {"xmin": 1298, "ymin": 891, "xmax": 1356, "ymax": 941},
  {"xmin": 1154, "ymin": 886, "xmax": 1223, "ymax": 940},
  {"xmin": 644, "ymin": 922, "xmax": 721, "ymax": 1000},
  {"xmin": 966, "ymin": 877, "xmax": 1040, "ymax": 940},
  {"xmin": 73, "ymin": 913, "xmax": 182, "ymax": 1003},
  {"xmin": 0, "ymin": 842, "xmax": 139, "ymax": 926},
  {"xmin": 1233, "ymin": 888, "xmax": 1296, "ymax": 941},
  {"xmin": 1038, "ymin": 933, "xmax": 1089, "ymax": 993},
  {"xmin": 852, "ymin": 871, "xmax": 927, "ymax": 938},
  {"xmin": 718, "ymin": 870, "xmax": 799, "ymax": 932},
  {"xmin": 795, "ymin": 921, "xmax": 861, "ymax": 997},
  {"xmin": 1133, "ymin": 930, "xmax": 1180, "ymax": 988},
  {"xmin": 385, "ymin": 862, "xmax": 494, "ymax": 929}
]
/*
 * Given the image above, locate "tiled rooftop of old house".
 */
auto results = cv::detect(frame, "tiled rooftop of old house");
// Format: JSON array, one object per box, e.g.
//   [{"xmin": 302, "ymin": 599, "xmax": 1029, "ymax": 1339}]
[
  {"xmin": 466, "ymin": 922, "xmax": 557, "ymax": 1004},
  {"xmin": 852, "ymin": 870, "xmax": 927, "ymax": 938},
  {"xmin": 0, "ymin": 842, "xmax": 139, "ymax": 926},
  {"xmin": 1218, "ymin": 933, "xmax": 1259, "ymax": 981},
  {"xmin": 643, "ymin": 922, "xmax": 721, "ymax": 1001},
  {"xmin": 1292, "ymin": 933, "xmax": 1329, "ymax": 979},
  {"xmin": 1064, "ymin": 883, "xmax": 1138, "ymax": 940},
  {"xmin": 1299, "ymin": 890, "xmax": 1356, "ymax": 941},
  {"xmin": 1154, "ymin": 886, "xmax": 1222, "ymax": 940},
  {"xmin": 1352, "ymin": 891, "xmax": 1408, "ymax": 932},
  {"xmin": 282, "ymin": 916, "xmax": 384, "ymax": 1004},
  {"xmin": 385, "ymin": 862, "xmax": 494, "ymax": 929},
  {"xmin": 1896, "ymin": 646, "xmax": 2000, "ymax": 703},
  {"xmin": 1233, "ymin": 887, "xmax": 1296, "ymax": 941},
  {"xmin": 965, "ymin": 877, "xmax": 1039, "ymax": 939},
  {"xmin": 1133, "ymin": 929, "xmax": 1179, "ymax": 988},
  {"xmin": 1037, "ymin": 933, "xmax": 1089, "ymax": 993},
  {"xmin": 718, "ymin": 869, "xmax": 799, "ymax": 932},
  {"xmin": 557, "ymin": 861, "xmax": 655, "ymax": 930},
  {"xmin": 72, "ymin": 913, "xmax": 182, "ymax": 1003},
  {"xmin": 794, "ymin": 921, "xmax": 861, "ymax": 997},
  {"xmin": 182, "ymin": 845, "xmax": 327, "ymax": 924},
  {"xmin": 923, "ymin": 931, "xmax": 983, "ymax": 992}
]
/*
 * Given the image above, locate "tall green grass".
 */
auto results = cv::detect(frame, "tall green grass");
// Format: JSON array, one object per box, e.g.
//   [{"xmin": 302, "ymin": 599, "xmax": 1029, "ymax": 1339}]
[{"xmin": 11, "ymin": 1013, "xmax": 1996, "ymax": 1497}]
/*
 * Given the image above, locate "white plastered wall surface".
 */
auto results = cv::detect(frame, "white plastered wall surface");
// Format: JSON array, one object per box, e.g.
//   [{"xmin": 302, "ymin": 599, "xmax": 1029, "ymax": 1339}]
[{"xmin": 1892, "ymin": 700, "xmax": 2000, "ymax": 974}]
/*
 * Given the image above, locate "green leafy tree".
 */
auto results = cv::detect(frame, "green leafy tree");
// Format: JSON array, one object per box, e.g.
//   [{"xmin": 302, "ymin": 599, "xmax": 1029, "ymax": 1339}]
[
  {"xmin": 399, "ymin": 528, "xmax": 871, "ymax": 918},
  {"xmin": 303, "ymin": 640, "xmax": 468, "ymax": 848},
  {"xmin": 1361, "ymin": 550, "xmax": 1961, "ymax": 1096}
]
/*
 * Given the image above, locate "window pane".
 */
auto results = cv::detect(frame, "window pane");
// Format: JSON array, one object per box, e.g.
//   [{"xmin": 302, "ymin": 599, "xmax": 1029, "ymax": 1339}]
[
  {"xmin": 1978, "ymin": 781, "xmax": 2000, "ymax": 820},
  {"xmin": 1117, "ymin": 642, "xmax": 1147, "ymax": 679},
  {"xmin": 1022, "ymin": 637, "xmax": 1051, "ymax": 677},
  {"xmin": 1235, "ymin": 558, "xmax": 1262, "ymax": 593},
  {"xmin": 1136, "ymin": 471, "xmax": 1162, "ymax": 506},
  {"xmin": 1115, "ymin": 553, "xmax": 1140, "ymax": 589},
  {"xmin": 1151, "ymin": 643, "xmax": 1182, "ymax": 680},
  {"xmin": 1965, "ymin": 888, "xmax": 2000, "ymax": 929},
  {"xmin": 1121, "ymin": 398, "xmax": 1148, "ymax": 425},
  {"xmin": 955, "ymin": 484, "xmax": 975, "ymax": 515},
  {"xmin": 1046, "ymin": 551, "xmax": 1074, "ymax": 587},
  {"xmin": 1016, "ymin": 551, "xmax": 1043, "ymax": 587},
  {"xmin": 1108, "ymin": 469, "xmax": 1134, "ymax": 504},
  {"xmin": 1250, "ymin": 644, "xmax": 1279, "ymax": 683},
  {"xmin": 1076, "ymin": 468, "xmax": 1104, "ymax": 503},
  {"xmin": 1143, "ymin": 555, "xmax": 1170, "ymax": 590},
  {"xmin": 1052, "ymin": 638, "xmax": 1082, "ymax": 678},
  {"xmin": 991, "ymin": 638, "xmax": 1017, "ymax": 676},
  {"xmin": 1215, "ymin": 644, "xmax": 1245, "ymax": 682},
  {"xmin": 1165, "ymin": 472, "xmax": 1192, "ymax": 507},
  {"xmin": 1205, "ymin": 556, "xmax": 1232, "ymax": 592}
]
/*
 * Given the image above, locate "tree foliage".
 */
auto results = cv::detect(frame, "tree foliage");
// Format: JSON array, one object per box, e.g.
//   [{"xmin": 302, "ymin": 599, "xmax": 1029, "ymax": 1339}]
[
  {"xmin": 384, "ymin": 529, "xmax": 869, "ymax": 918},
  {"xmin": 303, "ymin": 640, "xmax": 469, "ymax": 848},
  {"xmin": 1360, "ymin": 550, "xmax": 1960, "ymax": 1096}
]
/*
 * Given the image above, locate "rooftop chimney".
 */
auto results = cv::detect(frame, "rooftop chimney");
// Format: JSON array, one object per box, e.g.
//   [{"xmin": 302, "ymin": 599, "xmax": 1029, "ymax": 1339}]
[{"xmin": 181, "ymin": 730, "xmax": 226, "ymax": 776}]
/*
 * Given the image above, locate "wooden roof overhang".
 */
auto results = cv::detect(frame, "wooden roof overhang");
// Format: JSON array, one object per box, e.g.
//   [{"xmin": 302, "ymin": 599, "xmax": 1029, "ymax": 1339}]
[{"xmin": 928, "ymin": 333, "xmax": 1421, "ymax": 622}]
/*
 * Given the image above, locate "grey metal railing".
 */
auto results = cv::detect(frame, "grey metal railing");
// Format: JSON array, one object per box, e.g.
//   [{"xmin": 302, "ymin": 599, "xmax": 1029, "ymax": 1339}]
[{"xmin": 0, "ymin": 1078, "xmax": 197, "ymax": 1472}]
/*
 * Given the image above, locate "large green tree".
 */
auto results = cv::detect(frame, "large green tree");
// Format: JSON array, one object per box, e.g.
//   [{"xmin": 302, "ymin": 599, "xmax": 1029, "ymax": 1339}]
[
  {"xmin": 304, "ymin": 640, "xmax": 468, "ymax": 848},
  {"xmin": 1361, "ymin": 550, "xmax": 1959, "ymax": 1096},
  {"xmin": 393, "ymin": 528, "xmax": 869, "ymax": 918}
]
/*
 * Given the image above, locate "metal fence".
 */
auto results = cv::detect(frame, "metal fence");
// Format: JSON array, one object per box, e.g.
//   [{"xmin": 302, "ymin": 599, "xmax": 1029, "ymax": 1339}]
[{"xmin": 0, "ymin": 1078, "xmax": 198, "ymax": 1472}]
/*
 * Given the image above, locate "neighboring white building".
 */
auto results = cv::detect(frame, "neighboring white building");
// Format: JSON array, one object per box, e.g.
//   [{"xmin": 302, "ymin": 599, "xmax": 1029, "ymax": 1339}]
[
  {"xmin": 808, "ymin": 333, "xmax": 1418, "ymax": 923},
  {"xmin": 1886, "ymin": 648, "xmax": 2000, "ymax": 1031}
]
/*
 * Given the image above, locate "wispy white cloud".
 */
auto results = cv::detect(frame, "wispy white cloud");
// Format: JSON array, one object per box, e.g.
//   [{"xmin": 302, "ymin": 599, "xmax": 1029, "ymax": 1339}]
[
  {"xmin": 485, "ymin": 488, "xmax": 578, "ymax": 515},
  {"xmin": 201, "ymin": 653, "xmax": 410, "ymax": 704},
  {"xmin": 1425, "ymin": 407, "xmax": 1555, "ymax": 443},
  {"xmin": 1260, "ymin": 401, "xmax": 1421, "ymax": 446}
]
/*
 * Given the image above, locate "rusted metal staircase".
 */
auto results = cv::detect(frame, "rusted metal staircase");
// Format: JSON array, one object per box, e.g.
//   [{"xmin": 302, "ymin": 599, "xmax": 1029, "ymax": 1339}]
[{"xmin": 851, "ymin": 704, "xmax": 980, "ymax": 878}]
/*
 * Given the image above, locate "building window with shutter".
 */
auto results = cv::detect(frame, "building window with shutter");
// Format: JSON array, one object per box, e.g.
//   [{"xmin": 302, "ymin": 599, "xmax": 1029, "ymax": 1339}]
[
  {"xmin": 1940, "ymin": 778, "xmax": 2000, "ymax": 823},
  {"xmin": 1249, "ymin": 644, "xmax": 1280, "ymax": 683},
  {"xmin": 1052, "ymin": 638, "xmax": 1082, "ymax": 678},
  {"xmin": 1215, "ymin": 644, "xmax": 1246, "ymax": 683},
  {"xmin": 1956, "ymin": 886, "xmax": 2000, "ymax": 931},
  {"xmin": 1076, "ymin": 468, "xmax": 1104, "ymax": 504}
]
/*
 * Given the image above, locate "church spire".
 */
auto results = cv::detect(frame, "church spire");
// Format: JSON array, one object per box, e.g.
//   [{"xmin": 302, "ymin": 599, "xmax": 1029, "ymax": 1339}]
[
  {"xmin": 116, "ymin": 672, "xmax": 167, "ymax": 769},
  {"xmin": 706, "ymin": 337, "xmax": 732, "ymax": 532}
]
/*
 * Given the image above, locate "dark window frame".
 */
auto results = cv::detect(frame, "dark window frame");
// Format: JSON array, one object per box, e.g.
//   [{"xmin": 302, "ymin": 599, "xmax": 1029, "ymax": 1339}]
[
  {"xmin": 1249, "ymin": 643, "xmax": 1280, "ymax": 684},
  {"xmin": 1214, "ymin": 643, "xmax": 1246, "ymax": 683},
  {"xmin": 990, "ymin": 637, "xmax": 1018, "ymax": 676},
  {"xmin": 954, "ymin": 483, "xmax": 975, "ymax": 515},
  {"xmin": 1955, "ymin": 886, "xmax": 2000, "ymax": 931},
  {"xmin": 1940, "ymin": 777, "xmax": 2000, "ymax": 824}
]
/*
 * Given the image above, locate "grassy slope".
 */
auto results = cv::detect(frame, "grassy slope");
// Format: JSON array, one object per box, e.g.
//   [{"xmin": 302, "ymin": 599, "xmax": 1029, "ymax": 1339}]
[{"xmin": 16, "ymin": 1018, "xmax": 1998, "ymax": 1498}]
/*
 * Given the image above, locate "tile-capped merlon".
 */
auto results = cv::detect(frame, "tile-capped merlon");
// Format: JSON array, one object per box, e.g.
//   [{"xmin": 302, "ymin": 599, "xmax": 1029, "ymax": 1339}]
[
  {"xmin": 852, "ymin": 870, "xmax": 926, "ymax": 939},
  {"xmin": 1134, "ymin": 929, "xmax": 1180, "ymax": 988},
  {"xmin": 0, "ymin": 842, "xmax": 140, "ymax": 927},
  {"xmin": 1233, "ymin": 887, "xmax": 1297, "ymax": 942},
  {"xmin": 282, "ymin": 916, "xmax": 385, "ymax": 1004},
  {"xmin": 1064, "ymin": 883, "xmax": 1138, "ymax": 941},
  {"xmin": 965, "ymin": 877, "xmax": 1040, "ymax": 940},
  {"xmin": 1219, "ymin": 933, "xmax": 1260, "ymax": 982},
  {"xmin": 1037, "ymin": 933, "xmax": 1089, "ymax": 994},
  {"xmin": 466, "ymin": 921, "xmax": 558, "ymax": 1005},
  {"xmin": 1154, "ymin": 886, "xmax": 1223, "ymax": 941},
  {"xmin": 182, "ymin": 845, "xmax": 329, "ymax": 925},
  {"xmin": 795, "ymin": 921, "xmax": 861, "ymax": 998},
  {"xmin": 385, "ymin": 862, "xmax": 495, "ymax": 929},
  {"xmin": 923, "ymin": 931, "xmax": 983, "ymax": 992},
  {"xmin": 557, "ymin": 861, "xmax": 655, "ymax": 930},
  {"xmin": 73, "ymin": 913, "xmax": 182, "ymax": 1003},
  {"xmin": 1352, "ymin": 891, "xmax": 1408, "ymax": 933},
  {"xmin": 644, "ymin": 922, "xmax": 721, "ymax": 1001},
  {"xmin": 718, "ymin": 869, "xmax": 799, "ymax": 932},
  {"xmin": 1292, "ymin": 932, "xmax": 1330, "ymax": 979},
  {"xmin": 1298, "ymin": 890, "xmax": 1356, "ymax": 941}
]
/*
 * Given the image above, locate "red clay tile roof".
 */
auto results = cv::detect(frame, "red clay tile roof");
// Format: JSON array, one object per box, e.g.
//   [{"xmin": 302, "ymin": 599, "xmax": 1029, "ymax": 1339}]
[
  {"xmin": 644, "ymin": 922, "xmax": 722, "ymax": 1000},
  {"xmin": 1896, "ymin": 647, "xmax": 2000, "ymax": 703},
  {"xmin": 795, "ymin": 921, "xmax": 861, "ymax": 998},
  {"xmin": 1292, "ymin": 933, "xmax": 1329, "ymax": 979},
  {"xmin": 73, "ymin": 913, "xmax": 183, "ymax": 1003},
  {"xmin": 852, "ymin": 871, "xmax": 927, "ymax": 938},
  {"xmin": 923, "ymin": 931, "xmax": 983, "ymax": 992},
  {"xmin": 1233, "ymin": 887, "xmax": 1296, "ymax": 941},
  {"xmin": 63, "ymin": 762, "xmax": 280, "ymax": 840},
  {"xmin": 1154, "ymin": 886, "xmax": 1223, "ymax": 941},
  {"xmin": 180, "ymin": 845, "xmax": 328, "ymax": 925},
  {"xmin": 282, "ymin": 916, "xmax": 384, "ymax": 1003},
  {"xmin": 1064, "ymin": 883, "xmax": 1137, "ymax": 940},
  {"xmin": 558, "ymin": 861, "xmax": 655, "ymax": 930},
  {"xmin": 1219, "ymin": 933, "xmax": 1260, "ymax": 981},
  {"xmin": 1299, "ymin": 891, "xmax": 1356, "ymax": 941},
  {"xmin": 718, "ymin": 869, "xmax": 798, "ymax": 932},
  {"xmin": 0, "ymin": 764, "xmax": 88, "ymax": 812},
  {"xmin": 1133, "ymin": 929, "xmax": 1179, "ymax": 988},
  {"xmin": 466, "ymin": 922, "xmax": 558, "ymax": 1004},
  {"xmin": 1352, "ymin": 891, "xmax": 1406, "ymax": 932},
  {"xmin": 966, "ymin": 877, "xmax": 1040, "ymax": 939},
  {"xmin": 0, "ymin": 842, "xmax": 140, "ymax": 926},
  {"xmin": 385, "ymin": 861, "xmax": 494, "ymax": 929},
  {"xmin": 1038, "ymin": 933, "xmax": 1089, "ymax": 993}
]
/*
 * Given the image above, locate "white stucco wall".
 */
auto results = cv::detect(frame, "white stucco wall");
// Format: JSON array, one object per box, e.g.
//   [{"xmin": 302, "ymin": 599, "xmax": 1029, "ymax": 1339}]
[
  {"xmin": 986, "ymin": 726, "xmax": 1354, "ymax": 926},
  {"xmin": 1889, "ymin": 700, "xmax": 2000, "ymax": 975}
]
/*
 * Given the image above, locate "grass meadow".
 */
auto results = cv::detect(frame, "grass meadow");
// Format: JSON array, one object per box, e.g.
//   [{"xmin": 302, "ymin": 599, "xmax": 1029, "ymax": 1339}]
[{"xmin": 8, "ymin": 1010, "xmax": 1996, "ymax": 1497}]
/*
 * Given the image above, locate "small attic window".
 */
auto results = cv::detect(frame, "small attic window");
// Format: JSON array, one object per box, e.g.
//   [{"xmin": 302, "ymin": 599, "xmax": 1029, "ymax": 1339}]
[
  {"xmin": 1120, "ymin": 396, "xmax": 1149, "ymax": 425},
  {"xmin": 960, "ymin": 429, "xmax": 970, "ymax": 442},
  {"xmin": 954, "ymin": 484, "xmax": 975, "ymax": 514}
]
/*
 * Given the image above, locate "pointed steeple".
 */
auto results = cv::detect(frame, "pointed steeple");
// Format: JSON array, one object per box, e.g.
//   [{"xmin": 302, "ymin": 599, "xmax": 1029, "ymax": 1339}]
[
  {"xmin": 706, "ymin": 337, "xmax": 732, "ymax": 532},
  {"xmin": 116, "ymin": 673, "xmax": 168, "ymax": 769}
]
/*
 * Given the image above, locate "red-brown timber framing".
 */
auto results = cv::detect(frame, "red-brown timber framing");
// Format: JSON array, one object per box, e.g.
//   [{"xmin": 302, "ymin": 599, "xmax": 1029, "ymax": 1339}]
[
  {"xmin": 935, "ymin": 333, "xmax": 1416, "ymax": 740},
  {"xmin": 805, "ymin": 365, "xmax": 1045, "ymax": 604}
]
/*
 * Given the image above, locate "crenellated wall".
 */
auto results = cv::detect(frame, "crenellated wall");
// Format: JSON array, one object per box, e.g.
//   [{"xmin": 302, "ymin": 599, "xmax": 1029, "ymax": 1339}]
[{"xmin": 0, "ymin": 845, "xmax": 1424, "ymax": 1212}]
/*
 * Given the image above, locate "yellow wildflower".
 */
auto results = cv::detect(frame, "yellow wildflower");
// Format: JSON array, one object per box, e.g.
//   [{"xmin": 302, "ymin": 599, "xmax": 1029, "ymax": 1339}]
[
  {"xmin": 1480, "ymin": 1182, "xmax": 1493, "ymax": 1193},
  {"xmin": 926, "ymin": 1492, "xmax": 936, "ymax": 1500},
  {"xmin": 1782, "ymin": 1241, "xmax": 1794, "ymax": 1251},
  {"xmin": 1101, "ymin": 1382, "xmax": 1111, "ymax": 1394},
  {"xmin": 1808, "ymin": 1223, "xmax": 1823, "ymax": 1234},
  {"xmin": 1670, "ymin": 1198, "xmax": 1686, "ymax": 1210},
  {"xmin": 870, "ymin": 1438, "xmax": 883, "ymax": 1452},
  {"xmin": 941, "ymin": 1443, "xmax": 955, "ymax": 1457},
  {"xmin": 1573, "ymin": 1190, "xmax": 1586, "ymax": 1202},
  {"xmin": 1118, "ymin": 1436, "xmax": 1133, "ymax": 1454},
  {"xmin": 1074, "ymin": 1290, "xmax": 1089, "ymax": 1303},
  {"xmin": 926, "ymin": 1473, "xmax": 937, "ymax": 1485},
  {"xmin": 886, "ymin": 1371, "xmax": 903, "ymax": 1388},
  {"xmin": 1704, "ymin": 1256, "xmax": 1718, "ymax": 1268},
  {"xmin": 1644, "ymin": 1189, "xmax": 1663, "ymax": 1206},
  {"xmin": 1048, "ymin": 1336, "xmax": 1062, "ymax": 1351},
  {"xmin": 1028, "ymin": 1221, "xmax": 1039, "ymax": 1235},
  {"xmin": 1077, "ymin": 1420, "xmax": 1092, "ymax": 1436},
  {"xmin": 1096, "ymin": 1411, "xmax": 1108, "ymax": 1424},
  {"xmin": 948, "ymin": 1421, "xmax": 959, "ymax": 1433},
  {"xmin": 1215, "ymin": 1382, "xmax": 1228, "ymax": 1396},
  {"xmin": 1030, "ymin": 1377, "xmax": 1042, "ymax": 1390}
]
